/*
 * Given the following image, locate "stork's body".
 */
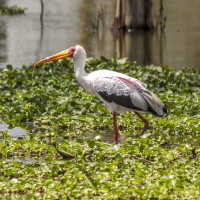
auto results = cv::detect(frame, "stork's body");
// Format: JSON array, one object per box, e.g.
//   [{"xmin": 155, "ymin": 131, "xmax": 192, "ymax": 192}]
[{"xmin": 34, "ymin": 45, "xmax": 167, "ymax": 144}]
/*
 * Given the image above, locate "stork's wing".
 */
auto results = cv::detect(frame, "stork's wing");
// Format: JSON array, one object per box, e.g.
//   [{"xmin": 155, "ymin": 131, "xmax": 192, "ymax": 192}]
[{"xmin": 92, "ymin": 76, "xmax": 165, "ymax": 116}]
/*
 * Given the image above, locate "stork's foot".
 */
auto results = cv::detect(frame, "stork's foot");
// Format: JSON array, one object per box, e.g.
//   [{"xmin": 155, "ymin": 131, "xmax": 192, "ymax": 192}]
[
  {"xmin": 138, "ymin": 121, "xmax": 149, "ymax": 137},
  {"xmin": 134, "ymin": 112, "xmax": 149, "ymax": 137}
]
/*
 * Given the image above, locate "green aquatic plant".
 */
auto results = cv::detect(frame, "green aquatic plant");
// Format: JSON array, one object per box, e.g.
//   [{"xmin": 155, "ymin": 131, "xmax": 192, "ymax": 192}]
[
  {"xmin": 0, "ymin": 58, "xmax": 199, "ymax": 199},
  {"xmin": 0, "ymin": 5, "xmax": 26, "ymax": 15}
]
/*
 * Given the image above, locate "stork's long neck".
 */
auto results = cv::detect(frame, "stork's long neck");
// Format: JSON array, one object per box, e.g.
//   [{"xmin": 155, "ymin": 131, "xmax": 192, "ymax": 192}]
[{"xmin": 73, "ymin": 49, "xmax": 89, "ymax": 90}]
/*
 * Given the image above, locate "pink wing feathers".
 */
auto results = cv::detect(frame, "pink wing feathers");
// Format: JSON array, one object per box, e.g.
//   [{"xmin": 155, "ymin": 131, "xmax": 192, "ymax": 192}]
[{"xmin": 92, "ymin": 76, "xmax": 165, "ymax": 116}]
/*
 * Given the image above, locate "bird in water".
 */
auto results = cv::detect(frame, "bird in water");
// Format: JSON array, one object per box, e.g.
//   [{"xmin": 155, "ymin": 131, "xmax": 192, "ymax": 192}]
[{"xmin": 34, "ymin": 45, "xmax": 167, "ymax": 144}]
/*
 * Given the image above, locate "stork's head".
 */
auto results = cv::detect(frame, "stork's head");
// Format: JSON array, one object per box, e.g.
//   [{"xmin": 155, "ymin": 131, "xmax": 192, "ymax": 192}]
[{"xmin": 33, "ymin": 45, "xmax": 85, "ymax": 67}]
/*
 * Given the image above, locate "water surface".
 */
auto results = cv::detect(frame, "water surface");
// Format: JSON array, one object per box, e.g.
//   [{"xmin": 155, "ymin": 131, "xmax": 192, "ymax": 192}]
[
  {"xmin": 0, "ymin": 0, "xmax": 200, "ymax": 69},
  {"xmin": 0, "ymin": 122, "xmax": 27, "ymax": 138}
]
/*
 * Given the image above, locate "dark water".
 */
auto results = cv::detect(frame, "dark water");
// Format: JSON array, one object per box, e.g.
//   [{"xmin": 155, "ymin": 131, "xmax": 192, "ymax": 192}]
[{"xmin": 0, "ymin": 0, "xmax": 200, "ymax": 69}]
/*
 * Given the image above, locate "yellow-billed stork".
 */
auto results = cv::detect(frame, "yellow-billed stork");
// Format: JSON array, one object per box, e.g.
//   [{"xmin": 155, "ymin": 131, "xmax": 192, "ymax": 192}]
[{"xmin": 34, "ymin": 45, "xmax": 167, "ymax": 144}]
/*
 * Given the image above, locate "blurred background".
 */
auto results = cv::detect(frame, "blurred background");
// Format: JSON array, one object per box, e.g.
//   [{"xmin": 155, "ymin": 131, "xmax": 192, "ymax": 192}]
[{"xmin": 0, "ymin": 0, "xmax": 200, "ymax": 69}]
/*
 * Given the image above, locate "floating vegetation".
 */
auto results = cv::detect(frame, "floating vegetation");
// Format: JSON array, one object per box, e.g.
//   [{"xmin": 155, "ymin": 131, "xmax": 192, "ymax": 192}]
[
  {"xmin": 0, "ymin": 58, "xmax": 199, "ymax": 199},
  {"xmin": 0, "ymin": 5, "xmax": 27, "ymax": 15}
]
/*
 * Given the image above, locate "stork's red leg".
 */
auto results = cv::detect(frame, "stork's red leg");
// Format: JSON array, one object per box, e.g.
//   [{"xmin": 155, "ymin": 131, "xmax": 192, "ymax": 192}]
[
  {"xmin": 113, "ymin": 112, "xmax": 119, "ymax": 144},
  {"xmin": 134, "ymin": 112, "xmax": 149, "ymax": 137}
]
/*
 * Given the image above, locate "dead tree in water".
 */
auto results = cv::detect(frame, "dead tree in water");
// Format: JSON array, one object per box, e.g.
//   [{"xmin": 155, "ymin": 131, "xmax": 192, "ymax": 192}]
[
  {"xmin": 155, "ymin": 0, "xmax": 167, "ymax": 32},
  {"xmin": 112, "ymin": 0, "xmax": 153, "ymax": 31},
  {"xmin": 40, "ymin": 0, "xmax": 44, "ymax": 22}
]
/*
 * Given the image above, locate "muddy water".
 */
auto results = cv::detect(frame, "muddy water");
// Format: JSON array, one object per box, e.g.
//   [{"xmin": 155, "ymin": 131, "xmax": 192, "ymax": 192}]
[{"xmin": 0, "ymin": 0, "xmax": 200, "ymax": 69}]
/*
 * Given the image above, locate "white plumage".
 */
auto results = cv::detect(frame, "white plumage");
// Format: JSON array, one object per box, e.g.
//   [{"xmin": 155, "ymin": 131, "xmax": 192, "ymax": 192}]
[{"xmin": 34, "ymin": 45, "xmax": 167, "ymax": 144}]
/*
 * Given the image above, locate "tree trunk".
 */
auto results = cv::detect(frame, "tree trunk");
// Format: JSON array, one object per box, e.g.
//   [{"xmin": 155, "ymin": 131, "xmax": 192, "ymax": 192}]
[
  {"xmin": 112, "ymin": 0, "xmax": 153, "ymax": 31},
  {"xmin": 144, "ymin": 0, "xmax": 154, "ymax": 30},
  {"xmin": 40, "ymin": 0, "xmax": 44, "ymax": 22},
  {"xmin": 112, "ymin": 0, "xmax": 125, "ymax": 30}
]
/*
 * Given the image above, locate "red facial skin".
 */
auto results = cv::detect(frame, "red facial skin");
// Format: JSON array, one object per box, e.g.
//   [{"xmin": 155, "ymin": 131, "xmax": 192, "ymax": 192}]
[{"xmin": 68, "ymin": 46, "xmax": 76, "ymax": 58}]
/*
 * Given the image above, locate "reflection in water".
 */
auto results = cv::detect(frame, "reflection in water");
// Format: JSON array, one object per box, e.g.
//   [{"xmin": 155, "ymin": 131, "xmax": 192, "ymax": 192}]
[
  {"xmin": 0, "ymin": 0, "xmax": 200, "ymax": 69},
  {"xmin": 112, "ymin": 30, "xmax": 166, "ymax": 66},
  {"xmin": 0, "ymin": 19, "xmax": 7, "ymax": 63},
  {"xmin": 86, "ymin": 131, "xmax": 128, "ymax": 144},
  {"xmin": 113, "ymin": 31, "xmax": 154, "ymax": 65}
]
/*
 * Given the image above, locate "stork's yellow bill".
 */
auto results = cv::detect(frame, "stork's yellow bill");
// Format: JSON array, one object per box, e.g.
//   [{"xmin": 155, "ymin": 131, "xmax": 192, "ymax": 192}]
[{"xmin": 34, "ymin": 46, "xmax": 76, "ymax": 67}]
